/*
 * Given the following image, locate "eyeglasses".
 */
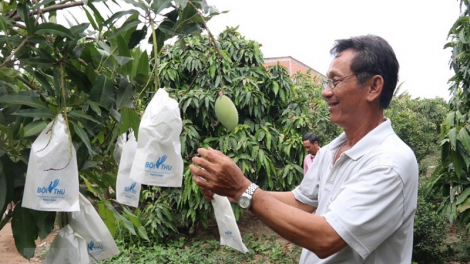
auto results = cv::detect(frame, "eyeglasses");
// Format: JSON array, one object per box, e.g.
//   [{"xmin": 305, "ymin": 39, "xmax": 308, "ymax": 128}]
[{"xmin": 321, "ymin": 72, "xmax": 363, "ymax": 90}]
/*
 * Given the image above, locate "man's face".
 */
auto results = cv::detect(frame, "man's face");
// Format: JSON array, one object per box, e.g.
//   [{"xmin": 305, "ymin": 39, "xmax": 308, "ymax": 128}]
[
  {"xmin": 303, "ymin": 140, "xmax": 317, "ymax": 155},
  {"xmin": 322, "ymin": 49, "xmax": 370, "ymax": 129}
]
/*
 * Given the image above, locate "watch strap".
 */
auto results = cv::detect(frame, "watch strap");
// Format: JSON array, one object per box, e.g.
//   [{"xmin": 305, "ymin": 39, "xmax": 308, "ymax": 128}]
[{"xmin": 245, "ymin": 183, "xmax": 259, "ymax": 196}]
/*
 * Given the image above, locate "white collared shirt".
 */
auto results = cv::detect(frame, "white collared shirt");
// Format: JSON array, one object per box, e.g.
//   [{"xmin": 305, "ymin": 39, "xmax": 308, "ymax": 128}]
[{"xmin": 293, "ymin": 119, "xmax": 418, "ymax": 264}]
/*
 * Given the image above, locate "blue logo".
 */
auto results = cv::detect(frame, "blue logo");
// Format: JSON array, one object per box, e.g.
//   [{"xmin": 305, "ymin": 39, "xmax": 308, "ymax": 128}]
[
  {"xmin": 37, "ymin": 179, "xmax": 65, "ymax": 195},
  {"xmin": 145, "ymin": 155, "xmax": 172, "ymax": 170},
  {"xmin": 124, "ymin": 182, "xmax": 137, "ymax": 194},
  {"xmin": 87, "ymin": 240, "xmax": 104, "ymax": 255},
  {"xmin": 224, "ymin": 230, "xmax": 238, "ymax": 243},
  {"xmin": 87, "ymin": 241, "xmax": 94, "ymax": 251}
]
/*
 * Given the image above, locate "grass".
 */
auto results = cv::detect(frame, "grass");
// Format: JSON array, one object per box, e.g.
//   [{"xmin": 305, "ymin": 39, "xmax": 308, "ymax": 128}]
[{"xmin": 99, "ymin": 231, "xmax": 302, "ymax": 264}]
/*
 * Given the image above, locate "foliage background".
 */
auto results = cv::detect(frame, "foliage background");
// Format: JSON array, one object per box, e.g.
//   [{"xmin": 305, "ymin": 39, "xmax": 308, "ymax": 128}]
[{"xmin": 0, "ymin": 0, "xmax": 464, "ymax": 263}]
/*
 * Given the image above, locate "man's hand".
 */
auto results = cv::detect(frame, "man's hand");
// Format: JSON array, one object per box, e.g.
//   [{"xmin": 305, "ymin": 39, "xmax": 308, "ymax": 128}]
[{"xmin": 190, "ymin": 147, "xmax": 251, "ymax": 201}]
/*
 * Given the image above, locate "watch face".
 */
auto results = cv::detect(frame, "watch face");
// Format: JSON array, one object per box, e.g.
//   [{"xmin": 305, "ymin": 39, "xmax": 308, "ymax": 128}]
[{"xmin": 239, "ymin": 195, "xmax": 251, "ymax": 209}]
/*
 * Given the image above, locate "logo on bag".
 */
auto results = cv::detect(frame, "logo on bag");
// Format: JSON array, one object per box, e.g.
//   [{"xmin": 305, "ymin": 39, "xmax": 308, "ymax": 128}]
[
  {"xmin": 87, "ymin": 240, "xmax": 104, "ymax": 256},
  {"xmin": 224, "ymin": 230, "xmax": 238, "ymax": 243},
  {"xmin": 145, "ymin": 155, "xmax": 172, "ymax": 171},
  {"xmin": 37, "ymin": 179, "xmax": 65, "ymax": 195},
  {"xmin": 124, "ymin": 182, "xmax": 137, "ymax": 194}
]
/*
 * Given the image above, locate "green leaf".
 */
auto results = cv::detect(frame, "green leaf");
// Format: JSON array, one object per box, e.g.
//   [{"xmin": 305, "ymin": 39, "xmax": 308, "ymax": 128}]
[
  {"xmin": 17, "ymin": 3, "xmax": 34, "ymax": 35},
  {"xmin": 272, "ymin": 81, "xmax": 279, "ymax": 96},
  {"xmin": 34, "ymin": 23, "xmax": 75, "ymax": 39},
  {"xmin": 31, "ymin": 211, "xmax": 56, "ymax": 240},
  {"xmin": 86, "ymin": 2, "xmax": 104, "ymax": 30},
  {"xmin": 11, "ymin": 108, "xmax": 54, "ymax": 119},
  {"xmin": 20, "ymin": 58, "xmax": 56, "ymax": 68},
  {"xmin": 122, "ymin": 0, "xmax": 148, "ymax": 11},
  {"xmin": 110, "ymin": 18, "xmax": 140, "ymax": 39},
  {"xmin": 104, "ymin": 203, "xmax": 136, "ymax": 235},
  {"xmin": 64, "ymin": 64, "xmax": 92, "ymax": 93},
  {"xmin": 0, "ymin": 14, "xmax": 13, "ymax": 33},
  {"xmin": 67, "ymin": 110, "xmax": 100, "ymax": 124},
  {"xmin": 70, "ymin": 120, "xmax": 96, "ymax": 156},
  {"xmin": 136, "ymin": 51, "xmax": 149, "ymax": 77},
  {"xmin": 104, "ymin": 10, "xmax": 140, "ymax": 26},
  {"xmin": 32, "ymin": 71, "xmax": 54, "ymax": 97},
  {"xmin": 209, "ymin": 63, "xmax": 216, "ymax": 79},
  {"xmin": 120, "ymin": 107, "xmax": 140, "ymax": 136},
  {"xmin": 116, "ymin": 79, "xmax": 135, "ymax": 109},
  {"xmin": 449, "ymin": 127, "xmax": 457, "ymax": 150},
  {"xmin": 0, "ymin": 68, "xmax": 20, "ymax": 80},
  {"xmin": 69, "ymin": 23, "xmax": 90, "ymax": 37},
  {"xmin": 457, "ymin": 197, "xmax": 470, "ymax": 214},
  {"xmin": 458, "ymin": 126, "xmax": 470, "ymax": 155},
  {"xmin": 90, "ymin": 75, "xmax": 115, "ymax": 109},
  {"xmin": 113, "ymin": 55, "xmax": 133, "ymax": 66},
  {"xmin": 83, "ymin": 7, "xmax": 98, "ymax": 30},
  {"xmin": 98, "ymin": 201, "xmax": 117, "ymax": 237},
  {"xmin": 457, "ymin": 187, "xmax": 470, "ymax": 205},
  {"xmin": 23, "ymin": 120, "xmax": 47, "ymax": 137},
  {"xmin": 12, "ymin": 206, "xmax": 37, "ymax": 259},
  {"xmin": 154, "ymin": 0, "xmax": 172, "ymax": 14},
  {"xmin": 88, "ymin": 101, "xmax": 102, "ymax": 116},
  {"xmin": 446, "ymin": 111, "xmax": 455, "ymax": 131},
  {"xmin": 128, "ymin": 27, "xmax": 147, "ymax": 49},
  {"xmin": 0, "ymin": 94, "xmax": 48, "ymax": 109},
  {"xmin": 451, "ymin": 150, "xmax": 463, "ymax": 179},
  {"xmin": 136, "ymin": 225, "xmax": 150, "ymax": 241}
]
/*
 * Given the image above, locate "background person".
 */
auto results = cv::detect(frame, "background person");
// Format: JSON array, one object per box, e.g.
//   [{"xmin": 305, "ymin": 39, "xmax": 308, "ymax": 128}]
[
  {"xmin": 302, "ymin": 132, "xmax": 321, "ymax": 176},
  {"xmin": 190, "ymin": 35, "xmax": 418, "ymax": 264}
]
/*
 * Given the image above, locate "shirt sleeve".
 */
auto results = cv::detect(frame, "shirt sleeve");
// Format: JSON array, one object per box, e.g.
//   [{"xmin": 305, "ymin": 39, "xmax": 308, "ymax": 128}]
[
  {"xmin": 293, "ymin": 155, "xmax": 323, "ymax": 207},
  {"xmin": 322, "ymin": 165, "xmax": 404, "ymax": 259}
]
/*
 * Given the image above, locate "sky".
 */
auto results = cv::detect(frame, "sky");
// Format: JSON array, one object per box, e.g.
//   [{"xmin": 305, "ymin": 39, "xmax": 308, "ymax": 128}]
[{"xmin": 204, "ymin": 0, "xmax": 462, "ymax": 100}]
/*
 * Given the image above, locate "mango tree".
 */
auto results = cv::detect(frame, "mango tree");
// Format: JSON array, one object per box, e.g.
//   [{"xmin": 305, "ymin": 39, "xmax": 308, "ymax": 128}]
[
  {"xmin": 0, "ymin": 0, "xmax": 221, "ymax": 259},
  {"xmin": 424, "ymin": 0, "xmax": 470, "ymax": 229},
  {"xmin": 146, "ymin": 27, "xmax": 339, "ymax": 239}
]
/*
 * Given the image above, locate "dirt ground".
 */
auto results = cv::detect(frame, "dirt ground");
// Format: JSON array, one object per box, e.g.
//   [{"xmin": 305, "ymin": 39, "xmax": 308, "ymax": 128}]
[{"xmin": 0, "ymin": 223, "xmax": 59, "ymax": 264}]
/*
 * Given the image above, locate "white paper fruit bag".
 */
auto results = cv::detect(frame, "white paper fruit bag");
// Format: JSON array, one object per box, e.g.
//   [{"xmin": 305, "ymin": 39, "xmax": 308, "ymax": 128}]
[
  {"xmin": 129, "ymin": 88, "xmax": 183, "ymax": 187},
  {"xmin": 43, "ymin": 225, "xmax": 89, "ymax": 264},
  {"xmin": 211, "ymin": 194, "xmax": 249, "ymax": 253},
  {"xmin": 68, "ymin": 193, "xmax": 119, "ymax": 263},
  {"xmin": 113, "ymin": 132, "xmax": 127, "ymax": 166},
  {"xmin": 116, "ymin": 131, "xmax": 141, "ymax": 207},
  {"xmin": 22, "ymin": 114, "xmax": 79, "ymax": 211}
]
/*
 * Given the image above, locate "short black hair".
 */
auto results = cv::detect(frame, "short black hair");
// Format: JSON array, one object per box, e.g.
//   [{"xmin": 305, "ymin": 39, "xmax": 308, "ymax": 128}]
[
  {"xmin": 330, "ymin": 35, "xmax": 399, "ymax": 109},
  {"xmin": 303, "ymin": 132, "xmax": 320, "ymax": 145}
]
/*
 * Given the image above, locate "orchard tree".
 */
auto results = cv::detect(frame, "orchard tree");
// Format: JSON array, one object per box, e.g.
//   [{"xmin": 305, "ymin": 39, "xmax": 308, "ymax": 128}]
[
  {"xmin": 0, "ymin": 0, "xmax": 332, "ymax": 258},
  {"xmin": 0, "ymin": 0, "xmax": 221, "ymax": 259},
  {"xmin": 150, "ymin": 27, "xmax": 337, "ymax": 238},
  {"xmin": 424, "ymin": 0, "xmax": 470, "ymax": 230},
  {"xmin": 385, "ymin": 96, "xmax": 448, "ymax": 161}
]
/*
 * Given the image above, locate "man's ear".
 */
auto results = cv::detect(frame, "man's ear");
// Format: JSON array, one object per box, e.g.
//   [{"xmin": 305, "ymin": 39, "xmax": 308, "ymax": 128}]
[{"xmin": 367, "ymin": 75, "xmax": 384, "ymax": 103}]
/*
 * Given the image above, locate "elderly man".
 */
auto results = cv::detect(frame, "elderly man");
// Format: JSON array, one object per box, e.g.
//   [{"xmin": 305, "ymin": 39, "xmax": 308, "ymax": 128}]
[{"xmin": 190, "ymin": 35, "xmax": 418, "ymax": 264}]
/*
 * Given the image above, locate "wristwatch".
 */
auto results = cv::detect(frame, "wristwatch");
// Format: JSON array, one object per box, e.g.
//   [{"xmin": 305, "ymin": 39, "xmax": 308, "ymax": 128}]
[{"xmin": 238, "ymin": 183, "xmax": 259, "ymax": 209}]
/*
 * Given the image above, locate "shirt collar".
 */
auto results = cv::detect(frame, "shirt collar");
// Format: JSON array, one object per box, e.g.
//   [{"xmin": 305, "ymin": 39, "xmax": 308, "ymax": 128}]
[{"xmin": 329, "ymin": 118, "xmax": 395, "ymax": 161}]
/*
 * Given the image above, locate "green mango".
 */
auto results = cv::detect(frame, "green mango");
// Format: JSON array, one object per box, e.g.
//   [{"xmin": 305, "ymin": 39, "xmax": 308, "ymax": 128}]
[{"xmin": 214, "ymin": 94, "xmax": 238, "ymax": 131}]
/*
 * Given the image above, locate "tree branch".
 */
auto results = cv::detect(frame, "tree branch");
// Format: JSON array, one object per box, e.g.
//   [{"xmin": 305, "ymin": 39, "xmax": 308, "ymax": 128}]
[
  {"xmin": 0, "ymin": 37, "xmax": 29, "ymax": 68},
  {"xmin": 16, "ymin": 75, "xmax": 49, "ymax": 104},
  {"xmin": 13, "ymin": 1, "xmax": 84, "ymax": 21},
  {"xmin": 188, "ymin": 1, "xmax": 223, "ymax": 59},
  {"xmin": 0, "ymin": 204, "xmax": 14, "ymax": 232}
]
